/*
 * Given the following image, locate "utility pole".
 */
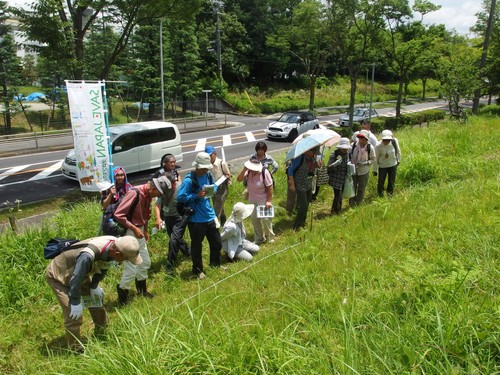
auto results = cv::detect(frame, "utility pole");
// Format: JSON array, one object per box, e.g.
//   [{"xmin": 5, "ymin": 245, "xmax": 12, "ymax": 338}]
[
  {"xmin": 160, "ymin": 19, "xmax": 165, "ymax": 121},
  {"xmin": 214, "ymin": 0, "xmax": 223, "ymax": 80}
]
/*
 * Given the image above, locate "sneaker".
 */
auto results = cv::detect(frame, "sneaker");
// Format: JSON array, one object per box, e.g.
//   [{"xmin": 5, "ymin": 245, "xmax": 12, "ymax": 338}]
[{"xmin": 197, "ymin": 272, "xmax": 206, "ymax": 280}]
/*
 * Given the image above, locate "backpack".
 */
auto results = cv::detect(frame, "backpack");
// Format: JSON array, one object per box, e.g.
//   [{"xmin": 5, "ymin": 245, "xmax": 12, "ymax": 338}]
[
  {"xmin": 177, "ymin": 171, "xmax": 215, "ymax": 216},
  {"xmin": 44, "ymin": 238, "xmax": 85, "ymax": 259},
  {"xmin": 102, "ymin": 188, "xmax": 140, "ymax": 237},
  {"xmin": 262, "ymin": 168, "xmax": 275, "ymax": 191},
  {"xmin": 350, "ymin": 142, "xmax": 371, "ymax": 158}
]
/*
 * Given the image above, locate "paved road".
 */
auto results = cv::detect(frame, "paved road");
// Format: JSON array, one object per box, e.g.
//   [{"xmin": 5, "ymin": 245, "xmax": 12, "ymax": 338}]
[{"xmin": 0, "ymin": 100, "xmax": 450, "ymax": 207}]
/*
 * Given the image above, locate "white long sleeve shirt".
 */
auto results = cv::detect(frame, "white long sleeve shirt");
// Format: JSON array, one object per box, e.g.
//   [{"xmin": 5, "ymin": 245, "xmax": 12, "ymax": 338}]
[{"xmin": 373, "ymin": 139, "xmax": 401, "ymax": 171}]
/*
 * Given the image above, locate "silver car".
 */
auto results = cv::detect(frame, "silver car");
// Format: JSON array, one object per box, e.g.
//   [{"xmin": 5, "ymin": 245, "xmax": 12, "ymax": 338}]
[
  {"xmin": 265, "ymin": 111, "xmax": 319, "ymax": 142},
  {"xmin": 339, "ymin": 107, "xmax": 378, "ymax": 127}
]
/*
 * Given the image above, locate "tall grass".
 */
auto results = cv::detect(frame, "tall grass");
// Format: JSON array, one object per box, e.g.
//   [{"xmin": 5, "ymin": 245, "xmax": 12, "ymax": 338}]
[{"xmin": 0, "ymin": 115, "xmax": 499, "ymax": 374}]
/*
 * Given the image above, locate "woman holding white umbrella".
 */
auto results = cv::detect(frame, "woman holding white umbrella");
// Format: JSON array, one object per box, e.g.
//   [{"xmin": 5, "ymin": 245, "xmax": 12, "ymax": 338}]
[{"xmin": 287, "ymin": 144, "xmax": 323, "ymax": 230}]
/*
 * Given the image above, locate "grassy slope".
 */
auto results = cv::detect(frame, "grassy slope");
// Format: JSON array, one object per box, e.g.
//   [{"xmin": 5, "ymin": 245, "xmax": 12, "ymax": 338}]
[{"xmin": 0, "ymin": 116, "xmax": 499, "ymax": 374}]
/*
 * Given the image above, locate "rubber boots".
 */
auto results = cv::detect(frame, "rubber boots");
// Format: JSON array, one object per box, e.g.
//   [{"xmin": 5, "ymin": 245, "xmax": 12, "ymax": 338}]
[
  {"xmin": 116, "ymin": 284, "xmax": 129, "ymax": 306},
  {"xmin": 135, "ymin": 279, "xmax": 154, "ymax": 298}
]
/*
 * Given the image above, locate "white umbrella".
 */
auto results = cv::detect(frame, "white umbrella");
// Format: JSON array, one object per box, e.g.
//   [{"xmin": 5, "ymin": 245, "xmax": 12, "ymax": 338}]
[
  {"xmin": 285, "ymin": 131, "xmax": 340, "ymax": 162},
  {"xmin": 292, "ymin": 127, "xmax": 341, "ymax": 148}
]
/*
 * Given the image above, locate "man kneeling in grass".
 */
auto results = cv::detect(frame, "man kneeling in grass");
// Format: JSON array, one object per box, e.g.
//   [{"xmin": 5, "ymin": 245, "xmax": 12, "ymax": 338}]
[{"xmin": 45, "ymin": 236, "xmax": 141, "ymax": 353}]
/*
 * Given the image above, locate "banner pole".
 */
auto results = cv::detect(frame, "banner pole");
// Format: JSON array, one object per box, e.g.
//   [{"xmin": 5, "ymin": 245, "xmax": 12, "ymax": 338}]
[{"xmin": 101, "ymin": 80, "xmax": 114, "ymax": 184}]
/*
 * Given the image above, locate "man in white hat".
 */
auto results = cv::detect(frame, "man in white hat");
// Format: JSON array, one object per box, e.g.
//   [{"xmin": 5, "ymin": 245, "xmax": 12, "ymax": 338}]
[
  {"xmin": 349, "ymin": 130, "xmax": 376, "ymax": 206},
  {"xmin": 352, "ymin": 120, "xmax": 377, "ymax": 147},
  {"xmin": 114, "ymin": 177, "xmax": 165, "ymax": 304},
  {"xmin": 45, "ymin": 235, "xmax": 141, "ymax": 352},
  {"xmin": 205, "ymin": 145, "xmax": 232, "ymax": 225},
  {"xmin": 177, "ymin": 152, "xmax": 222, "ymax": 280},
  {"xmin": 221, "ymin": 202, "xmax": 260, "ymax": 261},
  {"xmin": 373, "ymin": 129, "xmax": 401, "ymax": 197}
]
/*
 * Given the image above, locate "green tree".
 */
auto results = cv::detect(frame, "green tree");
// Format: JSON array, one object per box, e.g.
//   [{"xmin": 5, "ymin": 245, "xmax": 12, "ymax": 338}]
[
  {"xmin": 197, "ymin": 8, "xmax": 250, "ymax": 89},
  {"xmin": 326, "ymin": 0, "xmax": 383, "ymax": 127},
  {"xmin": 125, "ymin": 21, "xmax": 166, "ymax": 120},
  {"xmin": 471, "ymin": 0, "xmax": 498, "ymax": 111},
  {"xmin": 0, "ymin": 1, "xmax": 21, "ymax": 132},
  {"xmin": 267, "ymin": 0, "xmax": 331, "ymax": 110},
  {"xmin": 13, "ymin": 0, "xmax": 201, "ymax": 81},
  {"xmin": 223, "ymin": 0, "xmax": 301, "ymax": 86},
  {"xmin": 20, "ymin": 55, "xmax": 37, "ymax": 86},
  {"xmin": 379, "ymin": 0, "xmax": 435, "ymax": 118},
  {"xmin": 410, "ymin": 25, "xmax": 449, "ymax": 100},
  {"xmin": 437, "ymin": 37, "xmax": 481, "ymax": 114},
  {"xmin": 168, "ymin": 18, "xmax": 202, "ymax": 115}
]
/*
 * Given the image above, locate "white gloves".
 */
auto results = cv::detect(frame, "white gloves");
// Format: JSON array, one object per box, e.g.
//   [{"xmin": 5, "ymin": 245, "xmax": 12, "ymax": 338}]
[
  {"xmin": 69, "ymin": 303, "xmax": 84, "ymax": 320},
  {"xmin": 90, "ymin": 286, "xmax": 104, "ymax": 302},
  {"xmin": 329, "ymin": 159, "xmax": 342, "ymax": 168}
]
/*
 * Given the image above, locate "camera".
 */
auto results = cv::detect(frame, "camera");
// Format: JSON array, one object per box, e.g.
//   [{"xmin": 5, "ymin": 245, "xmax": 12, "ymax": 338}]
[{"xmin": 183, "ymin": 207, "xmax": 195, "ymax": 216}]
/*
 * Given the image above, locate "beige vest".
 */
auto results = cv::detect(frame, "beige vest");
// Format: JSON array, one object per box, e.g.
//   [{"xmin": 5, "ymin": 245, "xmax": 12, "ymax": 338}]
[{"xmin": 46, "ymin": 236, "xmax": 115, "ymax": 285}]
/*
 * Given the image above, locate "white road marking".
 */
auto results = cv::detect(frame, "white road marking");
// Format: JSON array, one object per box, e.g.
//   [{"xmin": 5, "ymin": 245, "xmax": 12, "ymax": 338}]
[
  {"xmin": 245, "ymin": 132, "xmax": 256, "ymax": 142},
  {"xmin": 0, "ymin": 165, "xmax": 30, "ymax": 181},
  {"xmin": 28, "ymin": 161, "xmax": 63, "ymax": 181},
  {"xmin": 195, "ymin": 138, "xmax": 207, "ymax": 151},
  {"xmin": 222, "ymin": 134, "xmax": 232, "ymax": 147}
]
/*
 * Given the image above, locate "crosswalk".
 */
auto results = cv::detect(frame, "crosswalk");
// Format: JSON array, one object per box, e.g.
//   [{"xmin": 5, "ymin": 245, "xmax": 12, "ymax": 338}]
[{"xmin": 190, "ymin": 130, "xmax": 266, "ymax": 154}]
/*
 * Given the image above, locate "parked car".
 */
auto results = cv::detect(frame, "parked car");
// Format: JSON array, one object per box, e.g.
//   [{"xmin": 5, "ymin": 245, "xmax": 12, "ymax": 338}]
[
  {"xmin": 265, "ymin": 111, "xmax": 320, "ymax": 142},
  {"xmin": 338, "ymin": 107, "xmax": 378, "ymax": 127},
  {"xmin": 61, "ymin": 121, "xmax": 183, "ymax": 181}
]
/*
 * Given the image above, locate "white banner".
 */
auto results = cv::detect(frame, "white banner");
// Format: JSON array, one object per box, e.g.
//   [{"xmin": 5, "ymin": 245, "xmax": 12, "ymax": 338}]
[{"xmin": 66, "ymin": 81, "xmax": 111, "ymax": 192}]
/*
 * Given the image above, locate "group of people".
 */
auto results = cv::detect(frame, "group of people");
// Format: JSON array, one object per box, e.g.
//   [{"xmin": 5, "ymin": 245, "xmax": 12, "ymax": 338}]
[
  {"xmin": 326, "ymin": 121, "xmax": 401, "ymax": 215},
  {"xmin": 45, "ymin": 125, "xmax": 400, "ymax": 352}
]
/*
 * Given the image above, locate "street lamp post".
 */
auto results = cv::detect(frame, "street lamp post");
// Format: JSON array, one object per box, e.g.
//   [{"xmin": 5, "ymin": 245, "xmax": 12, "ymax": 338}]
[
  {"xmin": 202, "ymin": 90, "xmax": 212, "ymax": 126},
  {"xmin": 368, "ymin": 63, "xmax": 375, "ymax": 121}
]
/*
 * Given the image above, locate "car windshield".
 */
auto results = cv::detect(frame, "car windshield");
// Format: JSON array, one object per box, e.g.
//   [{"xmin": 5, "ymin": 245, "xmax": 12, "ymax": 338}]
[
  {"xmin": 353, "ymin": 109, "xmax": 367, "ymax": 117},
  {"xmin": 278, "ymin": 113, "xmax": 299, "ymax": 123}
]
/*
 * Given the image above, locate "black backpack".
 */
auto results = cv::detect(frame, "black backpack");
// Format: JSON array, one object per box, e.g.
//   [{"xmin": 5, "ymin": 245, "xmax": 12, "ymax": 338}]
[
  {"xmin": 176, "ymin": 171, "xmax": 215, "ymax": 216},
  {"xmin": 102, "ymin": 188, "xmax": 140, "ymax": 237},
  {"xmin": 44, "ymin": 238, "xmax": 85, "ymax": 259}
]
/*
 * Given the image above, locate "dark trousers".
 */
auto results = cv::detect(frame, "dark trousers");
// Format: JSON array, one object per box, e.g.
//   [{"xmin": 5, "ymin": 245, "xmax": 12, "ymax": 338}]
[
  {"xmin": 331, "ymin": 188, "xmax": 343, "ymax": 214},
  {"xmin": 165, "ymin": 215, "xmax": 190, "ymax": 267},
  {"xmin": 187, "ymin": 220, "xmax": 222, "ymax": 275},
  {"xmin": 349, "ymin": 173, "xmax": 369, "ymax": 206},
  {"xmin": 377, "ymin": 165, "xmax": 398, "ymax": 196},
  {"xmin": 294, "ymin": 189, "xmax": 312, "ymax": 230}
]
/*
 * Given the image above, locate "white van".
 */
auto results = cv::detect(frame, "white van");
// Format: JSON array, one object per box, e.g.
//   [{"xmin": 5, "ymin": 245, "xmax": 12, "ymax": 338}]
[{"xmin": 61, "ymin": 121, "xmax": 183, "ymax": 180}]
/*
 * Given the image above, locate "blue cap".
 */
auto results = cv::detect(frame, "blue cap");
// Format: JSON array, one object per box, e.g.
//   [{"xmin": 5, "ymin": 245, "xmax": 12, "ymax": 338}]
[{"xmin": 205, "ymin": 146, "xmax": 215, "ymax": 155}]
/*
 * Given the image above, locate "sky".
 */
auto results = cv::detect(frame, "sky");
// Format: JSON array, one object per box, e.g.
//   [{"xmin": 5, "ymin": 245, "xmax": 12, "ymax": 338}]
[
  {"xmin": 410, "ymin": 0, "xmax": 483, "ymax": 36},
  {"xmin": 7, "ymin": 0, "xmax": 482, "ymax": 37}
]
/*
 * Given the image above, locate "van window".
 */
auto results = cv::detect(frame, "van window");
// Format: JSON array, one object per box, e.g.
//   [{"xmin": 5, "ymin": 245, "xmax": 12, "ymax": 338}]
[
  {"xmin": 113, "ymin": 134, "xmax": 135, "ymax": 153},
  {"xmin": 136, "ymin": 130, "xmax": 159, "ymax": 147},
  {"xmin": 159, "ymin": 127, "xmax": 176, "ymax": 141}
]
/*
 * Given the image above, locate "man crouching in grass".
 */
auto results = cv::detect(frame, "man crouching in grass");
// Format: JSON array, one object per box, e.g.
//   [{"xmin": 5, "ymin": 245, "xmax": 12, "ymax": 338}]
[{"xmin": 45, "ymin": 236, "xmax": 141, "ymax": 353}]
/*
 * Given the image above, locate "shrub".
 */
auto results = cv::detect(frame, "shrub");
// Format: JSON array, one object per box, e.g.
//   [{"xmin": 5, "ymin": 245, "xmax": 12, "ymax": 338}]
[{"xmin": 477, "ymin": 104, "xmax": 500, "ymax": 117}]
